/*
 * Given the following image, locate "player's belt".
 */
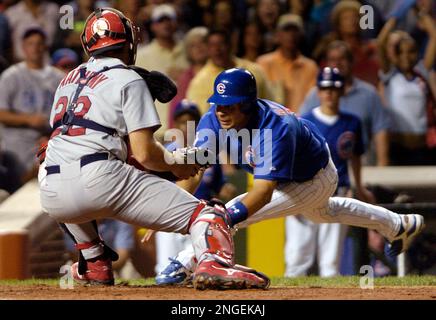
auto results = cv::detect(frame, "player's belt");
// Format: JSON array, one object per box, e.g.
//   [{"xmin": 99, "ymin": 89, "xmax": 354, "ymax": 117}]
[{"xmin": 45, "ymin": 153, "xmax": 109, "ymax": 175}]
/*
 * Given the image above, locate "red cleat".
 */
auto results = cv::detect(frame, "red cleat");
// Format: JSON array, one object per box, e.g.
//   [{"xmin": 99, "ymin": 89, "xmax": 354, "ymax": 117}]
[
  {"xmin": 193, "ymin": 260, "xmax": 270, "ymax": 290},
  {"xmin": 71, "ymin": 258, "xmax": 114, "ymax": 286}
]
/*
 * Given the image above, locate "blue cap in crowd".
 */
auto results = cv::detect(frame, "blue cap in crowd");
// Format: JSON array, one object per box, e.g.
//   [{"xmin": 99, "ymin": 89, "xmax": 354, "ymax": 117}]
[
  {"xmin": 317, "ymin": 67, "xmax": 345, "ymax": 89},
  {"xmin": 173, "ymin": 99, "xmax": 201, "ymax": 121},
  {"xmin": 51, "ymin": 48, "xmax": 79, "ymax": 68}
]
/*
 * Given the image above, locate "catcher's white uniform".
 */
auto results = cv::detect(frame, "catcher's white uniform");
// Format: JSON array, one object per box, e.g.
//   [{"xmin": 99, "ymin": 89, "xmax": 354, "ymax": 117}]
[{"xmin": 39, "ymin": 57, "xmax": 216, "ymax": 259}]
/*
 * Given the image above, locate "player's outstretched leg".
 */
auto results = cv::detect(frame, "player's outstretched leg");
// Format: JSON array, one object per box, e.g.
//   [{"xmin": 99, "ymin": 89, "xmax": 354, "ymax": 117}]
[
  {"xmin": 317, "ymin": 197, "xmax": 425, "ymax": 257},
  {"xmin": 188, "ymin": 202, "xmax": 270, "ymax": 290}
]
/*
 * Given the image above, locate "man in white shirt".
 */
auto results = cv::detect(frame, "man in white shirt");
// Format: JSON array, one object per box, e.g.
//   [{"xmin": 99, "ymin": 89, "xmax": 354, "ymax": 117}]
[
  {"xmin": 0, "ymin": 28, "xmax": 64, "ymax": 184},
  {"xmin": 136, "ymin": 4, "xmax": 188, "ymax": 133}
]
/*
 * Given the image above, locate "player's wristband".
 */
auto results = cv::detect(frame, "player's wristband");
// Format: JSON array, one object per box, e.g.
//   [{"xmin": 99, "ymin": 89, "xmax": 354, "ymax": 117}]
[{"xmin": 227, "ymin": 202, "xmax": 249, "ymax": 227}]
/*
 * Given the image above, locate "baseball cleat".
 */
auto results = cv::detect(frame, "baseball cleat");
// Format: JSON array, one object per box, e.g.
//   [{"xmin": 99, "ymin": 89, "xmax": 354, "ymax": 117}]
[
  {"xmin": 193, "ymin": 260, "xmax": 270, "ymax": 290},
  {"xmin": 71, "ymin": 258, "xmax": 114, "ymax": 286},
  {"xmin": 155, "ymin": 258, "xmax": 192, "ymax": 286},
  {"xmin": 385, "ymin": 214, "xmax": 425, "ymax": 258}
]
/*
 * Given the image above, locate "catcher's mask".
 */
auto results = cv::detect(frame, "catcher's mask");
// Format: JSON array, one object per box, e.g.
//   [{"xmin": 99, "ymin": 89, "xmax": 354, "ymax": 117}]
[{"xmin": 81, "ymin": 7, "xmax": 139, "ymax": 65}]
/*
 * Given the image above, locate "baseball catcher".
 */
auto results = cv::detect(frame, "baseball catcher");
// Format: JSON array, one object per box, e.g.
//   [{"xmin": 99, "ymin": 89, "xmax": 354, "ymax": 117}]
[{"xmin": 38, "ymin": 8, "xmax": 269, "ymax": 290}]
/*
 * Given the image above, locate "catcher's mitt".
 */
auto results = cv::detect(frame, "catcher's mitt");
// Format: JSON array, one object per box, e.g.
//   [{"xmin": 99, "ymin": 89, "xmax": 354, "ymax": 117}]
[{"xmin": 129, "ymin": 66, "xmax": 177, "ymax": 103}]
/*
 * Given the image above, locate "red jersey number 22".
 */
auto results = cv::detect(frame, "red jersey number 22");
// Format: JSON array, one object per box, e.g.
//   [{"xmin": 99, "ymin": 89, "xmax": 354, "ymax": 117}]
[{"xmin": 50, "ymin": 95, "xmax": 92, "ymax": 138}]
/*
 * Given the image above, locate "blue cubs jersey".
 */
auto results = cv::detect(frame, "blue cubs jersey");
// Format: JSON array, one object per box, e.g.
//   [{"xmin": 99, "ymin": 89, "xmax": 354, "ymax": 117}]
[
  {"xmin": 302, "ymin": 108, "xmax": 365, "ymax": 187},
  {"xmin": 166, "ymin": 141, "xmax": 226, "ymax": 200},
  {"xmin": 195, "ymin": 99, "xmax": 330, "ymax": 182}
]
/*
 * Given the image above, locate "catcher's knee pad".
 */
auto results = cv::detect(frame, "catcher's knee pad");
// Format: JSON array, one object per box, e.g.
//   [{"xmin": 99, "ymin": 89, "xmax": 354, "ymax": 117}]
[{"xmin": 188, "ymin": 201, "xmax": 234, "ymax": 266}]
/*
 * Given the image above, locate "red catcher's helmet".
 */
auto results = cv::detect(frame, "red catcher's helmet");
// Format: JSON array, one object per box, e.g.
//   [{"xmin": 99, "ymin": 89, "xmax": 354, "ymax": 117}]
[{"xmin": 81, "ymin": 8, "xmax": 139, "ymax": 65}]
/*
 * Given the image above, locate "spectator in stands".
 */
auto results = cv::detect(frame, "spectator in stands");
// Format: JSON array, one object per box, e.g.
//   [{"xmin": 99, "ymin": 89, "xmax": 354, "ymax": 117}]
[
  {"xmin": 286, "ymin": 67, "xmax": 374, "ymax": 277},
  {"xmin": 4, "ymin": 0, "xmax": 59, "ymax": 61},
  {"xmin": 254, "ymin": 0, "xmax": 281, "ymax": 53},
  {"xmin": 0, "ymin": 12, "xmax": 11, "ymax": 63},
  {"xmin": 155, "ymin": 100, "xmax": 237, "ymax": 278},
  {"xmin": 0, "ymin": 28, "xmax": 64, "ymax": 185},
  {"xmin": 257, "ymin": 14, "xmax": 318, "ymax": 112},
  {"xmin": 169, "ymin": 27, "xmax": 209, "ymax": 128},
  {"xmin": 371, "ymin": 0, "xmax": 435, "ymax": 59},
  {"xmin": 313, "ymin": 0, "xmax": 380, "ymax": 86},
  {"xmin": 0, "ymin": 126, "xmax": 21, "ymax": 194},
  {"xmin": 136, "ymin": 4, "xmax": 189, "ymax": 133},
  {"xmin": 187, "ymin": 30, "xmax": 272, "ymax": 114},
  {"xmin": 369, "ymin": 0, "xmax": 428, "ymax": 34},
  {"xmin": 377, "ymin": 13, "xmax": 436, "ymax": 165},
  {"xmin": 51, "ymin": 48, "xmax": 80, "ymax": 74},
  {"xmin": 290, "ymin": 1, "xmax": 340, "ymax": 55},
  {"xmin": 238, "ymin": 22, "xmax": 265, "ymax": 62},
  {"xmin": 136, "ymin": 4, "xmax": 188, "ymax": 78},
  {"xmin": 301, "ymin": 40, "xmax": 390, "ymax": 166},
  {"xmin": 115, "ymin": 0, "xmax": 149, "ymax": 44},
  {"xmin": 211, "ymin": 0, "xmax": 239, "ymax": 52},
  {"xmin": 64, "ymin": 219, "xmax": 138, "ymax": 279}
]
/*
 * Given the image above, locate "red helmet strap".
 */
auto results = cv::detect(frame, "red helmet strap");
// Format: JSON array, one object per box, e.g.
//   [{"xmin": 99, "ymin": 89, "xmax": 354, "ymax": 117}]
[{"xmin": 85, "ymin": 29, "xmax": 127, "ymax": 49}]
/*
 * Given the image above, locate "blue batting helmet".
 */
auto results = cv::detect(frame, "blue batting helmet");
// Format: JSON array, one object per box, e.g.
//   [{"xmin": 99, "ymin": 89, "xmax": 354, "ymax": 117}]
[
  {"xmin": 317, "ymin": 67, "xmax": 345, "ymax": 89},
  {"xmin": 207, "ymin": 68, "xmax": 257, "ymax": 106}
]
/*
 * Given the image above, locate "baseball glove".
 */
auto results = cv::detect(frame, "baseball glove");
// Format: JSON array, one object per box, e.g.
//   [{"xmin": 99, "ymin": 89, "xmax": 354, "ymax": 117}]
[{"xmin": 129, "ymin": 66, "xmax": 177, "ymax": 103}]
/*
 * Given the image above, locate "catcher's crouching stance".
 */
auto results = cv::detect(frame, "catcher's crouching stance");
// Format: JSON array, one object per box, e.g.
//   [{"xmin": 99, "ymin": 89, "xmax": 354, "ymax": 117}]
[{"xmin": 38, "ymin": 8, "xmax": 269, "ymax": 290}]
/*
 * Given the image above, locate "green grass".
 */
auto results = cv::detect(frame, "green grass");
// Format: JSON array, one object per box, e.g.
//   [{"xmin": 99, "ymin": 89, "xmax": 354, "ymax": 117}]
[
  {"xmin": 270, "ymin": 275, "xmax": 436, "ymax": 287},
  {"xmin": 0, "ymin": 276, "xmax": 435, "ymax": 287}
]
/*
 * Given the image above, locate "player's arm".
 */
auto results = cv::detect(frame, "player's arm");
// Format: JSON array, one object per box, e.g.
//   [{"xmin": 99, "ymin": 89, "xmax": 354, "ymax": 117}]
[
  {"xmin": 374, "ymin": 130, "xmax": 389, "ymax": 166},
  {"xmin": 238, "ymin": 178, "xmax": 277, "ymax": 217},
  {"xmin": 350, "ymin": 154, "xmax": 376, "ymax": 204},
  {"xmin": 376, "ymin": 17, "xmax": 396, "ymax": 73},
  {"xmin": 129, "ymin": 128, "xmax": 199, "ymax": 180},
  {"xmin": 225, "ymin": 124, "xmax": 292, "ymax": 225},
  {"xmin": 420, "ymin": 13, "xmax": 436, "ymax": 71},
  {"xmin": 225, "ymin": 178, "xmax": 277, "ymax": 227},
  {"xmin": 0, "ymin": 110, "xmax": 48, "ymax": 130},
  {"xmin": 176, "ymin": 169, "xmax": 205, "ymax": 194}
]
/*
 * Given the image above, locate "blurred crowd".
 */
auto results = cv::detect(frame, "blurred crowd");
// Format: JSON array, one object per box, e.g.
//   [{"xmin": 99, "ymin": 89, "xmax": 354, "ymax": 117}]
[{"xmin": 0, "ymin": 0, "xmax": 435, "ymax": 278}]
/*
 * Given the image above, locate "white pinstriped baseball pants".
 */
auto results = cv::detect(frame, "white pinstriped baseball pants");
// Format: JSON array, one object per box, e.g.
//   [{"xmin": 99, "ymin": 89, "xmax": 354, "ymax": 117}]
[{"xmin": 174, "ymin": 157, "xmax": 402, "ymax": 271}]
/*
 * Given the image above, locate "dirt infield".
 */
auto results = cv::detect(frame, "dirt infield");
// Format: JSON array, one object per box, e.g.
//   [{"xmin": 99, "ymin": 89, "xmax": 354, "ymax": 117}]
[{"xmin": 1, "ymin": 284, "xmax": 435, "ymax": 300}]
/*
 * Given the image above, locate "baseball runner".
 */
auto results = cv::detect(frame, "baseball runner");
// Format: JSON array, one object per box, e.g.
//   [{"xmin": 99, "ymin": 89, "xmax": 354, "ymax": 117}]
[
  {"xmin": 38, "ymin": 8, "xmax": 269, "ymax": 290},
  {"xmin": 156, "ymin": 67, "xmax": 425, "ymax": 285}
]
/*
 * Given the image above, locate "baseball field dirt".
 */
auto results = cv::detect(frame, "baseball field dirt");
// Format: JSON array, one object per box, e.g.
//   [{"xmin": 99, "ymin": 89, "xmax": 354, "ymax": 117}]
[{"xmin": 0, "ymin": 276, "xmax": 435, "ymax": 300}]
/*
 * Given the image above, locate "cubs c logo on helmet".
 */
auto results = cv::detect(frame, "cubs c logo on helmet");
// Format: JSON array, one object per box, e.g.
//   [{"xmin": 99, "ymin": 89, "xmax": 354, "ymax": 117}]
[{"xmin": 216, "ymin": 83, "xmax": 226, "ymax": 95}]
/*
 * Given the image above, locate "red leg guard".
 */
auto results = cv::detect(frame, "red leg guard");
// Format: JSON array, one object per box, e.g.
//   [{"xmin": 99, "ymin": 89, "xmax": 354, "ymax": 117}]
[
  {"xmin": 189, "ymin": 202, "xmax": 234, "ymax": 266},
  {"xmin": 189, "ymin": 201, "xmax": 270, "ymax": 290}
]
